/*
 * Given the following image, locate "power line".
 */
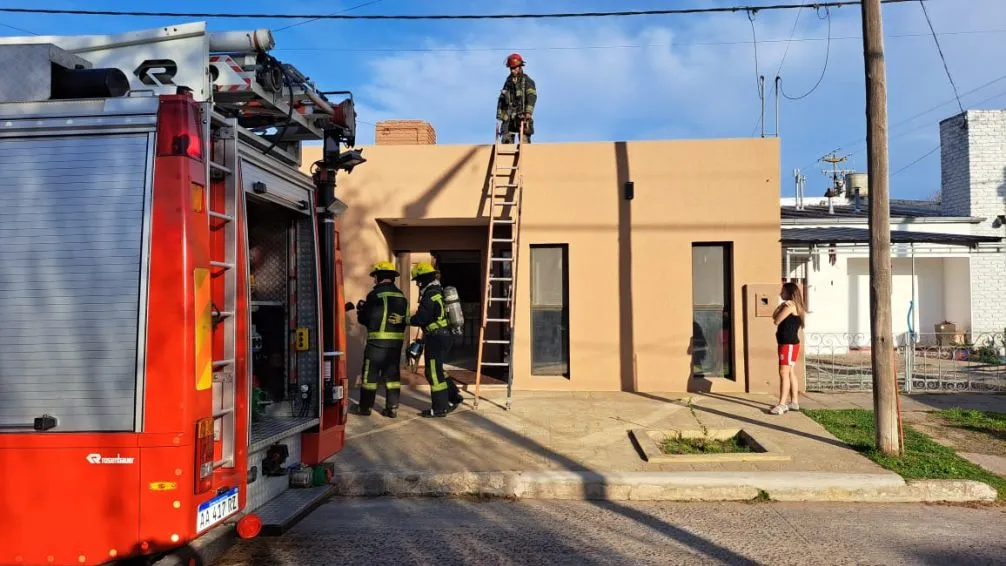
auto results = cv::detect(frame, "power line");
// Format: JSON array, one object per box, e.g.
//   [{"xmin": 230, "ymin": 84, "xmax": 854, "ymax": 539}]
[
  {"xmin": 780, "ymin": 6, "xmax": 831, "ymax": 100},
  {"xmin": 800, "ymin": 72, "xmax": 1006, "ymax": 171},
  {"xmin": 0, "ymin": 0, "xmax": 921, "ymax": 21},
  {"xmin": 891, "ymin": 145, "xmax": 938, "ymax": 177},
  {"xmin": 269, "ymin": 28, "xmax": 1006, "ymax": 54},
  {"xmin": 918, "ymin": 0, "xmax": 964, "ymax": 115},
  {"xmin": 775, "ymin": 6, "xmax": 803, "ymax": 78},
  {"xmin": 0, "ymin": 22, "xmax": 38, "ymax": 35},
  {"xmin": 273, "ymin": 0, "xmax": 384, "ymax": 32},
  {"xmin": 889, "ymin": 88, "xmax": 1006, "ymax": 177},
  {"xmin": 748, "ymin": 10, "xmax": 765, "ymax": 136}
]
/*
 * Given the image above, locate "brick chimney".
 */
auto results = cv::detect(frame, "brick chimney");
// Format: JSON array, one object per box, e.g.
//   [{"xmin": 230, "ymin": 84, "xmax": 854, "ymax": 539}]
[{"xmin": 375, "ymin": 120, "xmax": 436, "ymax": 145}]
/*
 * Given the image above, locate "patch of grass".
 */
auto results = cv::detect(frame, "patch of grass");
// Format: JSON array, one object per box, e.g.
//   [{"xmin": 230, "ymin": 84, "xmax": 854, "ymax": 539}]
[
  {"xmin": 750, "ymin": 489, "xmax": 772, "ymax": 503},
  {"xmin": 662, "ymin": 435, "xmax": 753, "ymax": 455},
  {"xmin": 804, "ymin": 408, "xmax": 1006, "ymax": 501},
  {"xmin": 937, "ymin": 408, "xmax": 1006, "ymax": 439}
]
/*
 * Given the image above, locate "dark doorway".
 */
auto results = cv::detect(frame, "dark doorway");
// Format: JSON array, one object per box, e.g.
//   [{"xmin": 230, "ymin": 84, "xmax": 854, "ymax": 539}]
[{"xmin": 431, "ymin": 250, "xmax": 482, "ymax": 372}]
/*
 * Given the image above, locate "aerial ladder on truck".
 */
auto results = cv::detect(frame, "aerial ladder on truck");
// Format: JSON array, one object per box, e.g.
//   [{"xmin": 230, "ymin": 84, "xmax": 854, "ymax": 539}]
[{"xmin": 0, "ymin": 21, "xmax": 363, "ymax": 566}]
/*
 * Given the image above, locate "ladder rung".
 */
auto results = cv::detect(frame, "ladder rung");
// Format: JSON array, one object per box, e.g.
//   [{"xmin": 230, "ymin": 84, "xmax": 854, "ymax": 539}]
[
  {"xmin": 210, "ymin": 261, "xmax": 234, "ymax": 270},
  {"xmin": 213, "ymin": 311, "xmax": 236, "ymax": 318},
  {"xmin": 213, "ymin": 359, "xmax": 235, "ymax": 367},
  {"xmin": 209, "ymin": 211, "xmax": 234, "ymax": 222},
  {"xmin": 490, "ymin": 257, "xmax": 513, "ymax": 262},
  {"xmin": 493, "ymin": 201, "xmax": 518, "ymax": 206},
  {"xmin": 209, "ymin": 161, "xmax": 232, "ymax": 174},
  {"xmin": 489, "ymin": 277, "xmax": 513, "ymax": 282},
  {"xmin": 489, "ymin": 297, "xmax": 511, "ymax": 302},
  {"xmin": 486, "ymin": 318, "xmax": 510, "ymax": 323},
  {"xmin": 496, "ymin": 184, "xmax": 518, "ymax": 188},
  {"xmin": 213, "ymin": 408, "xmax": 234, "ymax": 418},
  {"xmin": 481, "ymin": 361, "xmax": 510, "ymax": 367},
  {"xmin": 493, "ymin": 219, "xmax": 516, "ymax": 224},
  {"xmin": 492, "ymin": 238, "xmax": 514, "ymax": 243},
  {"xmin": 484, "ymin": 339, "xmax": 510, "ymax": 344}
]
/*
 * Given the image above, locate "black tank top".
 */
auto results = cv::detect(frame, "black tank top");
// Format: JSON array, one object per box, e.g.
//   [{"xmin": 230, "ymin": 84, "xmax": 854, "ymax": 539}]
[{"xmin": 776, "ymin": 313, "xmax": 801, "ymax": 345}]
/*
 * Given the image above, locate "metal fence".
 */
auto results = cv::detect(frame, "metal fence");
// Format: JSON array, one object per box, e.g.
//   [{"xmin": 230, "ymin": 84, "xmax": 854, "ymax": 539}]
[{"xmin": 803, "ymin": 332, "xmax": 1006, "ymax": 393}]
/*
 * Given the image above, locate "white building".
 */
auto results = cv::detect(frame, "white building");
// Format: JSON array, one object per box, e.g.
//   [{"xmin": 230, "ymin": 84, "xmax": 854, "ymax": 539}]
[{"xmin": 781, "ymin": 110, "xmax": 1006, "ymax": 352}]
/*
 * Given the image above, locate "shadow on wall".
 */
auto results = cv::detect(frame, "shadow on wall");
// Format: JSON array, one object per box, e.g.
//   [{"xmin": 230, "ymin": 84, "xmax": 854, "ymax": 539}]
[
  {"xmin": 339, "ymin": 147, "xmax": 488, "ymax": 383},
  {"xmin": 615, "ymin": 141, "xmax": 636, "ymax": 393}
]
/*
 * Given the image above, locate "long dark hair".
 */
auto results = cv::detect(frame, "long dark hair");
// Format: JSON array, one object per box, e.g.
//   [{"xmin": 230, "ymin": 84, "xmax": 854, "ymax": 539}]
[{"xmin": 781, "ymin": 282, "xmax": 806, "ymax": 327}]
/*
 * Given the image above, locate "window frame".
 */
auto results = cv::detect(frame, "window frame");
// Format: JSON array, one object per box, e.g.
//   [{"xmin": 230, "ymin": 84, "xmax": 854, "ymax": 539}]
[{"xmin": 529, "ymin": 243, "xmax": 571, "ymax": 378}]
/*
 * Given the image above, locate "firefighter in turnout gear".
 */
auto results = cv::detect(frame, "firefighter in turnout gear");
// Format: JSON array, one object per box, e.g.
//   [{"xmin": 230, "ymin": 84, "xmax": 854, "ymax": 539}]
[
  {"xmin": 409, "ymin": 261, "xmax": 464, "ymax": 417},
  {"xmin": 352, "ymin": 261, "xmax": 408, "ymax": 418},
  {"xmin": 497, "ymin": 52, "xmax": 537, "ymax": 144}
]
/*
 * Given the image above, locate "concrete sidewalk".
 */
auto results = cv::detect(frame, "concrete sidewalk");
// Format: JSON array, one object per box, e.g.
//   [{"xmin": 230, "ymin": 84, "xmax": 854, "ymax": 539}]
[{"xmin": 325, "ymin": 389, "xmax": 1000, "ymax": 503}]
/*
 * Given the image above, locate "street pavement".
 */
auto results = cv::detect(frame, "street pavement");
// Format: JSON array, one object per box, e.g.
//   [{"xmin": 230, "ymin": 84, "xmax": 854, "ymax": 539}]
[{"xmin": 214, "ymin": 499, "xmax": 1006, "ymax": 565}]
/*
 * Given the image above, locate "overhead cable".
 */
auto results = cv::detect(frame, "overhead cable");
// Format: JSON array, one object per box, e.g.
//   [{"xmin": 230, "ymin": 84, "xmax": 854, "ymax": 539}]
[{"xmin": 0, "ymin": 0, "xmax": 923, "ymax": 21}]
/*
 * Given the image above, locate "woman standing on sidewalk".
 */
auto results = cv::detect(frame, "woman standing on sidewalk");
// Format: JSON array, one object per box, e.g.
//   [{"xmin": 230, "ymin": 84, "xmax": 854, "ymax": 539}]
[{"xmin": 770, "ymin": 282, "xmax": 806, "ymax": 415}]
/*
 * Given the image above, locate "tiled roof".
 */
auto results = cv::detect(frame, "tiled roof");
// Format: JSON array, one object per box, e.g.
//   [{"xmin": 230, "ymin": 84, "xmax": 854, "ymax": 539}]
[{"xmin": 781, "ymin": 199, "xmax": 945, "ymax": 220}]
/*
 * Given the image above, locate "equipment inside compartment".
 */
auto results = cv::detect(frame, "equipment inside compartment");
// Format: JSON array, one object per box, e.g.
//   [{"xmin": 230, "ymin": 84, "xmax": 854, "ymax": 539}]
[{"xmin": 247, "ymin": 198, "xmax": 307, "ymax": 422}]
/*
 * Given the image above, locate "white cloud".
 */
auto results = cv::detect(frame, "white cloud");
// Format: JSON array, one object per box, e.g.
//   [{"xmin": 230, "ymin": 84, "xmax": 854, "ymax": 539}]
[{"xmin": 342, "ymin": 1, "xmax": 1006, "ymax": 197}]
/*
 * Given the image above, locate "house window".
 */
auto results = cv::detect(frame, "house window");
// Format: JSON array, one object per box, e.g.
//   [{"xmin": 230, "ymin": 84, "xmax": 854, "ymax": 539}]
[
  {"xmin": 691, "ymin": 243, "xmax": 734, "ymax": 380},
  {"xmin": 530, "ymin": 244, "xmax": 569, "ymax": 377}
]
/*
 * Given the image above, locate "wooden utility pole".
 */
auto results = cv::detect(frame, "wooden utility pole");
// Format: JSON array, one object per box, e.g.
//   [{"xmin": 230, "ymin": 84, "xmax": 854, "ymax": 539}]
[{"xmin": 861, "ymin": 0, "xmax": 900, "ymax": 455}]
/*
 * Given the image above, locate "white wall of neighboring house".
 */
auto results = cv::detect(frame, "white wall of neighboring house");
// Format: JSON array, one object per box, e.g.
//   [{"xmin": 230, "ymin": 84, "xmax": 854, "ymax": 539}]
[
  {"xmin": 940, "ymin": 110, "xmax": 1006, "ymax": 336},
  {"xmin": 784, "ymin": 245, "xmax": 974, "ymax": 354},
  {"xmin": 943, "ymin": 257, "xmax": 973, "ymax": 335}
]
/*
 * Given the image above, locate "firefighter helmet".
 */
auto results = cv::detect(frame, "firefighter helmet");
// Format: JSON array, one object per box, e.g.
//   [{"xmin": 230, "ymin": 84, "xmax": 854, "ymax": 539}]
[
  {"xmin": 506, "ymin": 53, "xmax": 525, "ymax": 68},
  {"xmin": 369, "ymin": 261, "xmax": 399, "ymax": 277},
  {"xmin": 410, "ymin": 261, "xmax": 437, "ymax": 280}
]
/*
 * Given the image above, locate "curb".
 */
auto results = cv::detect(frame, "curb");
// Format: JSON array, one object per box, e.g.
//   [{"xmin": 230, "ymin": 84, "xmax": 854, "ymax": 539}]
[{"xmin": 329, "ymin": 470, "xmax": 997, "ymax": 503}]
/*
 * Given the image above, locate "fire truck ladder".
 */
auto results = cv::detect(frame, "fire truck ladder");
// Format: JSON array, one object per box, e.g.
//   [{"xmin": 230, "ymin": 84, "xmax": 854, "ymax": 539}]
[
  {"xmin": 208, "ymin": 109, "xmax": 241, "ymax": 469},
  {"xmin": 473, "ymin": 122, "xmax": 526, "ymax": 411}
]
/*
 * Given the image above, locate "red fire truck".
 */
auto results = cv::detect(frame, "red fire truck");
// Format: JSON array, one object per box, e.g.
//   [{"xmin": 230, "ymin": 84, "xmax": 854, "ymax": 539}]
[{"xmin": 0, "ymin": 22, "xmax": 361, "ymax": 565}]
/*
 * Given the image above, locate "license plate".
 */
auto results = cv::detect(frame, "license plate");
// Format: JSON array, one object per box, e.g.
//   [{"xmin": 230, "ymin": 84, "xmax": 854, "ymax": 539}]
[{"xmin": 196, "ymin": 487, "xmax": 240, "ymax": 533}]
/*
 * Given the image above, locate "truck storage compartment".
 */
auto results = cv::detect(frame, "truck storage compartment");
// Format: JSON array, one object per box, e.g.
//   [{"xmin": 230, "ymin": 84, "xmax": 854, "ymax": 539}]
[
  {"xmin": 244, "ymin": 189, "xmax": 320, "ymax": 453},
  {"xmin": 0, "ymin": 132, "xmax": 152, "ymax": 432}
]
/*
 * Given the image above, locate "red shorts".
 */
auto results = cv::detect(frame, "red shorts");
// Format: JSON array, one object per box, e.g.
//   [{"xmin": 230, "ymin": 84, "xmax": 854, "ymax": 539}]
[{"xmin": 778, "ymin": 344, "xmax": 800, "ymax": 366}]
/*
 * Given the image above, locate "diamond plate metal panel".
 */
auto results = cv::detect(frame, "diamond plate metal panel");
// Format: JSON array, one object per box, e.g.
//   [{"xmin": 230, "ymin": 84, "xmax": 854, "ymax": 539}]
[
  {"xmin": 296, "ymin": 216, "xmax": 320, "ymax": 417},
  {"xmin": 247, "ymin": 201, "xmax": 288, "ymax": 304},
  {"xmin": 246, "ymin": 431, "xmax": 302, "ymax": 513},
  {"xmin": 0, "ymin": 44, "xmax": 91, "ymax": 103}
]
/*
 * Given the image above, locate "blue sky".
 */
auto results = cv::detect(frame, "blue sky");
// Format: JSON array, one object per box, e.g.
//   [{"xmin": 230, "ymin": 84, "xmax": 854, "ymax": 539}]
[{"xmin": 2, "ymin": 0, "xmax": 1004, "ymax": 201}]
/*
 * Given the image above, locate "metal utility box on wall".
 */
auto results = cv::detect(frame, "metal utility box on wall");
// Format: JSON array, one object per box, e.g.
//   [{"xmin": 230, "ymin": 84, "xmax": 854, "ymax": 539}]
[
  {"xmin": 743, "ymin": 284, "xmax": 803, "ymax": 394},
  {"xmin": 754, "ymin": 292, "xmax": 776, "ymax": 317}
]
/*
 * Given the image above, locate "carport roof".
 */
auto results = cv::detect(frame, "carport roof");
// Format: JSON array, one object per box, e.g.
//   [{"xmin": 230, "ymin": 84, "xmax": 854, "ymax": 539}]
[{"xmin": 781, "ymin": 227, "xmax": 1002, "ymax": 247}]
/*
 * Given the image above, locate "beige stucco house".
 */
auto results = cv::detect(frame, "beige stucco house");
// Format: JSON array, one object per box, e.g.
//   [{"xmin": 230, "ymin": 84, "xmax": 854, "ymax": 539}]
[{"xmin": 300, "ymin": 121, "xmax": 785, "ymax": 394}]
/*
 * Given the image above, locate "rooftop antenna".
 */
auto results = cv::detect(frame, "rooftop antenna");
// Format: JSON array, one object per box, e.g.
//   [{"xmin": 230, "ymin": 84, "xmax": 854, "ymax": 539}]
[
  {"xmin": 793, "ymin": 168, "xmax": 806, "ymax": 210},
  {"xmin": 819, "ymin": 151, "xmax": 856, "ymax": 215}
]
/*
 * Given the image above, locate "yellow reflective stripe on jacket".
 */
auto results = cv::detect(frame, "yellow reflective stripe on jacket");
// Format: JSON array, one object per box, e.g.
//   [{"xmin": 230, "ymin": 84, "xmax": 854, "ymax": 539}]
[
  {"xmin": 424, "ymin": 294, "xmax": 449, "ymax": 332},
  {"xmin": 373, "ymin": 290, "xmax": 407, "ymax": 339},
  {"xmin": 368, "ymin": 331, "xmax": 405, "ymax": 340}
]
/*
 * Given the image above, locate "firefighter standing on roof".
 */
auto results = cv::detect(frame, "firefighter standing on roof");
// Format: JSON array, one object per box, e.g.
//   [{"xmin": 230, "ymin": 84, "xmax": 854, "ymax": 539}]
[
  {"xmin": 497, "ymin": 53, "xmax": 537, "ymax": 144},
  {"xmin": 409, "ymin": 262, "xmax": 462, "ymax": 418},
  {"xmin": 351, "ymin": 261, "xmax": 408, "ymax": 418}
]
